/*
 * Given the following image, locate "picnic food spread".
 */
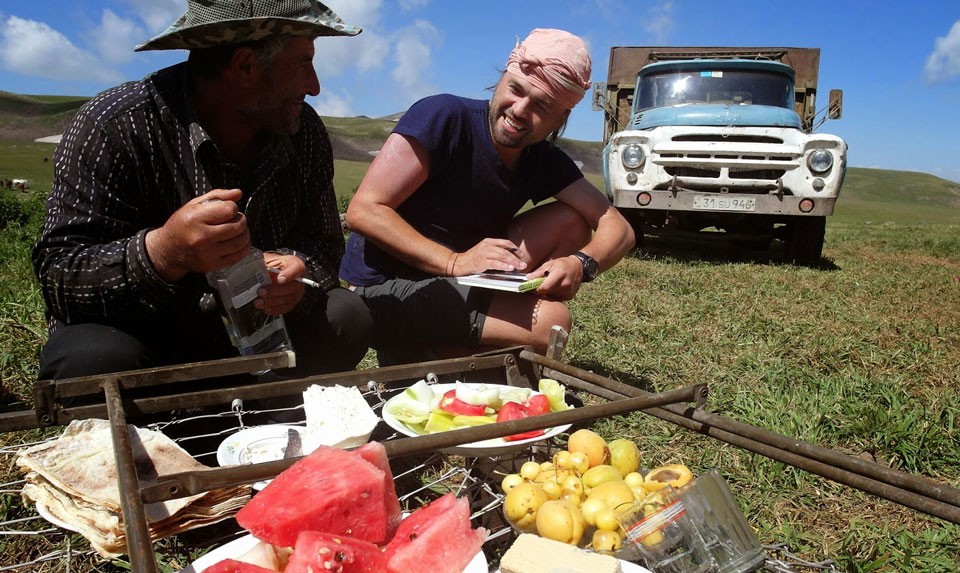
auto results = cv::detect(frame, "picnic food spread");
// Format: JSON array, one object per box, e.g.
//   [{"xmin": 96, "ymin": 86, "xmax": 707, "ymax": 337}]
[
  {"xmin": 500, "ymin": 428, "xmax": 693, "ymax": 552},
  {"xmin": 15, "ymin": 419, "xmax": 250, "ymax": 558},
  {"xmin": 16, "ymin": 378, "xmax": 705, "ymax": 571}
]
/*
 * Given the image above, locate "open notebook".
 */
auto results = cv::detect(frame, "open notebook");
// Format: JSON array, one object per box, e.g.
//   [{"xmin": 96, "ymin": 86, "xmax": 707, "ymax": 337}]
[{"xmin": 455, "ymin": 271, "xmax": 545, "ymax": 293}]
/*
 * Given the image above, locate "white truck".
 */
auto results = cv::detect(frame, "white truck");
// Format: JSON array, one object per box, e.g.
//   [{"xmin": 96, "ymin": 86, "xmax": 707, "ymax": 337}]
[{"xmin": 594, "ymin": 47, "xmax": 846, "ymax": 265}]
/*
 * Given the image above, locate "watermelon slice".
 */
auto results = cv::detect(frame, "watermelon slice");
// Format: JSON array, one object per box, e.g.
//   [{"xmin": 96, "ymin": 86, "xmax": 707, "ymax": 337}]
[
  {"xmin": 354, "ymin": 441, "xmax": 403, "ymax": 540},
  {"xmin": 383, "ymin": 493, "xmax": 488, "ymax": 573},
  {"xmin": 201, "ymin": 558, "xmax": 277, "ymax": 573},
  {"xmin": 236, "ymin": 445, "xmax": 388, "ymax": 547},
  {"xmin": 285, "ymin": 531, "xmax": 388, "ymax": 573}
]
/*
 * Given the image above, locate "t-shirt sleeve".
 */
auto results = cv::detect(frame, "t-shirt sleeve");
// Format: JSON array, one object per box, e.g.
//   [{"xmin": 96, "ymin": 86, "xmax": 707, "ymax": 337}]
[
  {"xmin": 527, "ymin": 144, "xmax": 584, "ymax": 204},
  {"xmin": 392, "ymin": 94, "xmax": 469, "ymax": 178}
]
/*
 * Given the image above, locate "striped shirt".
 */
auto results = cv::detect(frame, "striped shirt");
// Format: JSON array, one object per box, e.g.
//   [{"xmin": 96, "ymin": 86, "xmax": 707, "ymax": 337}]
[{"xmin": 32, "ymin": 63, "xmax": 343, "ymax": 334}]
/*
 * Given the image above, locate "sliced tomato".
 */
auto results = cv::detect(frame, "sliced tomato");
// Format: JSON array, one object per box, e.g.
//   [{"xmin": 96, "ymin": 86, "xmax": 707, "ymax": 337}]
[
  {"xmin": 523, "ymin": 394, "xmax": 551, "ymax": 416},
  {"xmin": 437, "ymin": 389, "xmax": 487, "ymax": 416},
  {"xmin": 496, "ymin": 401, "xmax": 546, "ymax": 441}
]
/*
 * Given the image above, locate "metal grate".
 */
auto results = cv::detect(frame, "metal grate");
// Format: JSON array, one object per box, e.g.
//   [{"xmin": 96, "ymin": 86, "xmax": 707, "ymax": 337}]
[
  {"xmin": 0, "ymin": 349, "xmax": 883, "ymax": 573},
  {"xmin": 0, "ymin": 389, "xmax": 838, "ymax": 572}
]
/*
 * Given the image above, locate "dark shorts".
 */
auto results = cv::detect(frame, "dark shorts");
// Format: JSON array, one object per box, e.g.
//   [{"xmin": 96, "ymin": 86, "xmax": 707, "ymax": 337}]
[{"xmin": 354, "ymin": 277, "xmax": 493, "ymax": 362}]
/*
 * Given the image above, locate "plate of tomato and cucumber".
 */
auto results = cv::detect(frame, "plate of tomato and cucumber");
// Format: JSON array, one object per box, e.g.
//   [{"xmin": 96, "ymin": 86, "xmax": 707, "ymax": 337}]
[{"xmin": 381, "ymin": 379, "xmax": 573, "ymax": 455}]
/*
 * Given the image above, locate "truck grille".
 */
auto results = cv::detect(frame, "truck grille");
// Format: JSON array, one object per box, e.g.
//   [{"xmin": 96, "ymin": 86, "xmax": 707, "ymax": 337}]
[
  {"xmin": 651, "ymin": 131, "xmax": 800, "ymax": 192},
  {"xmin": 663, "ymin": 166, "xmax": 788, "ymax": 181}
]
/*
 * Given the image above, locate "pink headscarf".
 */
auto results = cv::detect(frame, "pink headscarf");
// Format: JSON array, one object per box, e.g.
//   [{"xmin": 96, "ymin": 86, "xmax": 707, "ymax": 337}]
[{"xmin": 504, "ymin": 28, "xmax": 592, "ymax": 110}]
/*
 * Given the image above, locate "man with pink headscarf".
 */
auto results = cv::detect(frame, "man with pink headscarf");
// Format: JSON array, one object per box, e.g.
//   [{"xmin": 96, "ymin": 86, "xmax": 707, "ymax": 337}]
[{"xmin": 340, "ymin": 29, "xmax": 635, "ymax": 365}]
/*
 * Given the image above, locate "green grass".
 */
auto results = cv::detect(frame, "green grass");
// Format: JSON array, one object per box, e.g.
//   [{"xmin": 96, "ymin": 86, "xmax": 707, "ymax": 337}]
[
  {"xmin": 0, "ymin": 142, "xmax": 59, "ymax": 184},
  {"xmin": 565, "ymin": 222, "xmax": 960, "ymax": 571},
  {"xmin": 322, "ymin": 115, "xmax": 397, "ymax": 140},
  {"xmin": 833, "ymin": 169, "xmax": 960, "ymax": 225},
  {"xmin": 1, "ymin": 139, "xmax": 959, "ymax": 571},
  {"xmin": 332, "ymin": 158, "xmax": 371, "ymax": 200}
]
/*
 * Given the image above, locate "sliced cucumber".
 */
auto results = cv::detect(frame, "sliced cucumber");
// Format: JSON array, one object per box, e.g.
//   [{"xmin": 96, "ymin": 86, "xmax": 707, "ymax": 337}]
[
  {"xmin": 385, "ymin": 393, "xmax": 431, "ymax": 424},
  {"xmin": 404, "ymin": 379, "xmax": 436, "ymax": 404},
  {"xmin": 424, "ymin": 411, "xmax": 456, "ymax": 433},
  {"xmin": 499, "ymin": 386, "xmax": 532, "ymax": 405},
  {"xmin": 454, "ymin": 381, "xmax": 501, "ymax": 407},
  {"xmin": 538, "ymin": 378, "xmax": 571, "ymax": 411}
]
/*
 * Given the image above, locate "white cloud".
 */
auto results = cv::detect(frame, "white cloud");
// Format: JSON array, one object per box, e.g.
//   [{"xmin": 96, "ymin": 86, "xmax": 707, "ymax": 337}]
[
  {"xmin": 314, "ymin": 89, "xmax": 354, "ymax": 117},
  {"xmin": 592, "ymin": 0, "xmax": 627, "ymax": 20},
  {"xmin": 642, "ymin": 1, "xmax": 674, "ymax": 45},
  {"xmin": 314, "ymin": 31, "xmax": 390, "ymax": 78},
  {"xmin": 89, "ymin": 10, "xmax": 145, "ymax": 65},
  {"xmin": 121, "ymin": 0, "xmax": 184, "ymax": 35},
  {"xmin": 399, "ymin": 0, "xmax": 430, "ymax": 10},
  {"xmin": 324, "ymin": 0, "xmax": 383, "ymax": 35},
  {"xmin": 925, "ymin": 20, "xmax": 960, "ymax": 84},
  {"xmin": 391, "ymin": 20, "xmax": 441, "ymax": 103},
  {"xmin": 313, "ymin": 0, "xmax": 390, "ymax": 78},
  {"xmin": 0, "ymin": 16, "xmax": 121, "ymax": 83}
]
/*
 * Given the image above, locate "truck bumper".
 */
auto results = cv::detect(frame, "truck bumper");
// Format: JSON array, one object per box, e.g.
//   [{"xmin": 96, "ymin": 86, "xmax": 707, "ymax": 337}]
[{"xmin": 612, "ymin": 188, "xmax": 838, "ymax": 217}]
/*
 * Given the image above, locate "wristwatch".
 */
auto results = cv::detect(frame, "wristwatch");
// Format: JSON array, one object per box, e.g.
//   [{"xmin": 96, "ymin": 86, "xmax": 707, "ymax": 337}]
[{"xmin": 572, "ymin": 251, "xmax": 599, "ymax": 283}]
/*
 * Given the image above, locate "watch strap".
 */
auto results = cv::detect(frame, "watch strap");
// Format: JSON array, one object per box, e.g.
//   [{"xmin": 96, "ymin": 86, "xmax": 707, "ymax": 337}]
[{"xmin": 572, "ymin": 251, "xmax": 598, "ymax": 282}]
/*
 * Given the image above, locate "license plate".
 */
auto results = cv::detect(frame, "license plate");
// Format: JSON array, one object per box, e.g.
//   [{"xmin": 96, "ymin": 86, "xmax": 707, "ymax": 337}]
[{"xmin": 692, "ymin": 195, "xmax": 756, "ymax": 211}]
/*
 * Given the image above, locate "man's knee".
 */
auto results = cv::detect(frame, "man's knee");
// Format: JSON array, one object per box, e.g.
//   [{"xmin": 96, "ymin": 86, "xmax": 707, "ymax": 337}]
[
  {"xmin": 38, "ymin": 324, "xmax": 150, "ymax": 380},
  {"xmin": 532, "ymin": 300, "xmax": 572, "ymax": 352},
  {"xmin": 510, "ymin": 202, "xmax": 592, "ymax": 261},
  {"xmin": 286, "ymin": 288, "xmax": 373, "ymax": 375},
  {"xmin": 325, "ymin": 288, "xmax": 374, "ymax": 345}
]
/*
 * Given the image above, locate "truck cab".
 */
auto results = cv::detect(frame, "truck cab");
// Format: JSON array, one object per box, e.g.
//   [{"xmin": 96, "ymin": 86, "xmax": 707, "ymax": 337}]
[{"xmin": 596, "ymin": 47, "xmax": 846, "ymax": 266}]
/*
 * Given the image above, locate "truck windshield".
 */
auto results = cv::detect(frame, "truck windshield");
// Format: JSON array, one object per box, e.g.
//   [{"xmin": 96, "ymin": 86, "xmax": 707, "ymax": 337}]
[{"xmin": 635, "ymin": 69, "xmax": 794, "ymax": 111}]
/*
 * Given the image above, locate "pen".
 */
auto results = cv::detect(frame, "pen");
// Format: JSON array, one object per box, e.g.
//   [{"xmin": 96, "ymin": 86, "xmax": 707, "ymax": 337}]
[{"xmin": 268, "ymin": 267, "xmax": 321, "ymax": 288}]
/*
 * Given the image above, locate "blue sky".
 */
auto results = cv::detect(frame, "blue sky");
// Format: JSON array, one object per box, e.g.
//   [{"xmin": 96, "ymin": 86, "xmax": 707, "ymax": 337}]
[{"xmin": 1, "ymin": 1, "xmax": 958, "ymax": 182}]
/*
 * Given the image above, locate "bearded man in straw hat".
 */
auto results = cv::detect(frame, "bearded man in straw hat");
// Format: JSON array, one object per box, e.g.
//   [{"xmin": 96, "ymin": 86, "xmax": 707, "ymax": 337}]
[
  {"xmin": 33, "ymin": 0, "xmax": 373, "ymax": 386},
  {"xmin": 341, "ymin": 29, "xmax": 636, "ymax": 365}
]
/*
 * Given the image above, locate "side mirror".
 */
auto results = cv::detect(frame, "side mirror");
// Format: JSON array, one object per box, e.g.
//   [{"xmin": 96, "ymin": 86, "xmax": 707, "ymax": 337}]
[
  {"xmin": 591, "ymin": 82, "xmax": 607, "ymax": 112},
  {"xmin": 828, "ymin": 89, "xmax": 843, "ymax": 120}
]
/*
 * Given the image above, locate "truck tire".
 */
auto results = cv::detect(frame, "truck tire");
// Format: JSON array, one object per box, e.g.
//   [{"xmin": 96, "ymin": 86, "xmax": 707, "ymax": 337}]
[
  {"xmin": 620, "ymin": 209, "xmax": 646, "ymax": 250},
  {"xmin": 785, "ymin": 216, "xmax": 826, "ymax": 267}
]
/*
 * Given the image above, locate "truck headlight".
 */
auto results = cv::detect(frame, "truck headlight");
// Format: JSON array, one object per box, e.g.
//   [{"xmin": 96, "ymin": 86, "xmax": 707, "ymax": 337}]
[
  {"xmin": 807, "ymin": 150, "xmax": 833, "ymax": 174},
  {"xmin": 621, "ymin": 144, "xmax": 645, "ymax": 169}
]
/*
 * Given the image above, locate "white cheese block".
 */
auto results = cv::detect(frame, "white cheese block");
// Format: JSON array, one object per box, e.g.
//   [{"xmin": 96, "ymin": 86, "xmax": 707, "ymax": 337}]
[
  {"xmin": 301, "ymin": 384, "xmax": 379, "ymax": 453},
  {"xmin": 499, "ymin": 534, "xmax": 623, "ymax": 573}
]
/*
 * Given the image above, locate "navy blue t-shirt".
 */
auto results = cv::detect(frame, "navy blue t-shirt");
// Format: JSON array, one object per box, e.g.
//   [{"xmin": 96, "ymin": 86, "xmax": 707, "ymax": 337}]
[{"xmin": 339, "ymin": 94, "xmax": 584, "ymax": 286}]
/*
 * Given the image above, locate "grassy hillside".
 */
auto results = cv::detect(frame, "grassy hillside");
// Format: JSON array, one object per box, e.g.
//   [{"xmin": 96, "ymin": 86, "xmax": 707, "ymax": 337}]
[
  {"xmin": 833, "ymin": 168, "xmax": 960, "ymax": 225},
  {"xmin": 0, "ymin": 91, "xmax": 88, "ymax": 142}
]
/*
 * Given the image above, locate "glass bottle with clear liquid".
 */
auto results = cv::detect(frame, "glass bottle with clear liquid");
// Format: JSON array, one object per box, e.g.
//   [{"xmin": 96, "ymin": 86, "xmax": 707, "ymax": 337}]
[{"xmin": 206, "ymin": 248, "xmax": 294, "ymax": 361}]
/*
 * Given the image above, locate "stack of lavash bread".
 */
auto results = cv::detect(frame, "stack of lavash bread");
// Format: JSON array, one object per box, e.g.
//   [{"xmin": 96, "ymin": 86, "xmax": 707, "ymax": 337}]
[{"xmin": 17, "ymin": 418, "xmax": 250, "ymax": 558}]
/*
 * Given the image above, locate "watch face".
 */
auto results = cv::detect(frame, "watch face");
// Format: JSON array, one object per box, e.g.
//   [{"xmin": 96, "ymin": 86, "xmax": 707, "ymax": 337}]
[
  {"xmin": 586, "ymin": 259, "xmax": 599, "ymax": 279},
  {"xmin": 576, "ymin": 251, "xmax": 599, "ymax": 281}
]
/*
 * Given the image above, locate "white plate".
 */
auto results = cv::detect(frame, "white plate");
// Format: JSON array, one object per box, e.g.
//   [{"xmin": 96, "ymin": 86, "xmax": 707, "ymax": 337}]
[
  {"xmin": 493, "ymin": 559, "xmax": 651, "ymax": 573},
  {"xmin": 381, "ymin": 383, "xmax": 572, "ymax": 456},
  {"xmin": 181, "ymin": 533, "xmax": 488, "ymax": 573},
  {"xmin": 216, "ymin": 425, "xmax": 305, "ymax": 490}
]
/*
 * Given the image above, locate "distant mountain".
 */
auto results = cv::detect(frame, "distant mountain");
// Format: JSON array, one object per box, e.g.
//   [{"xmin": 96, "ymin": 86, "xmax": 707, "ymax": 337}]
[
  {"xmin": 0, "ymin": 91, "xmax": 604, "ymax": 173},
  {"xmin": 0, "ymin": 91, "xmax": 88, "ymax": 142}
]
